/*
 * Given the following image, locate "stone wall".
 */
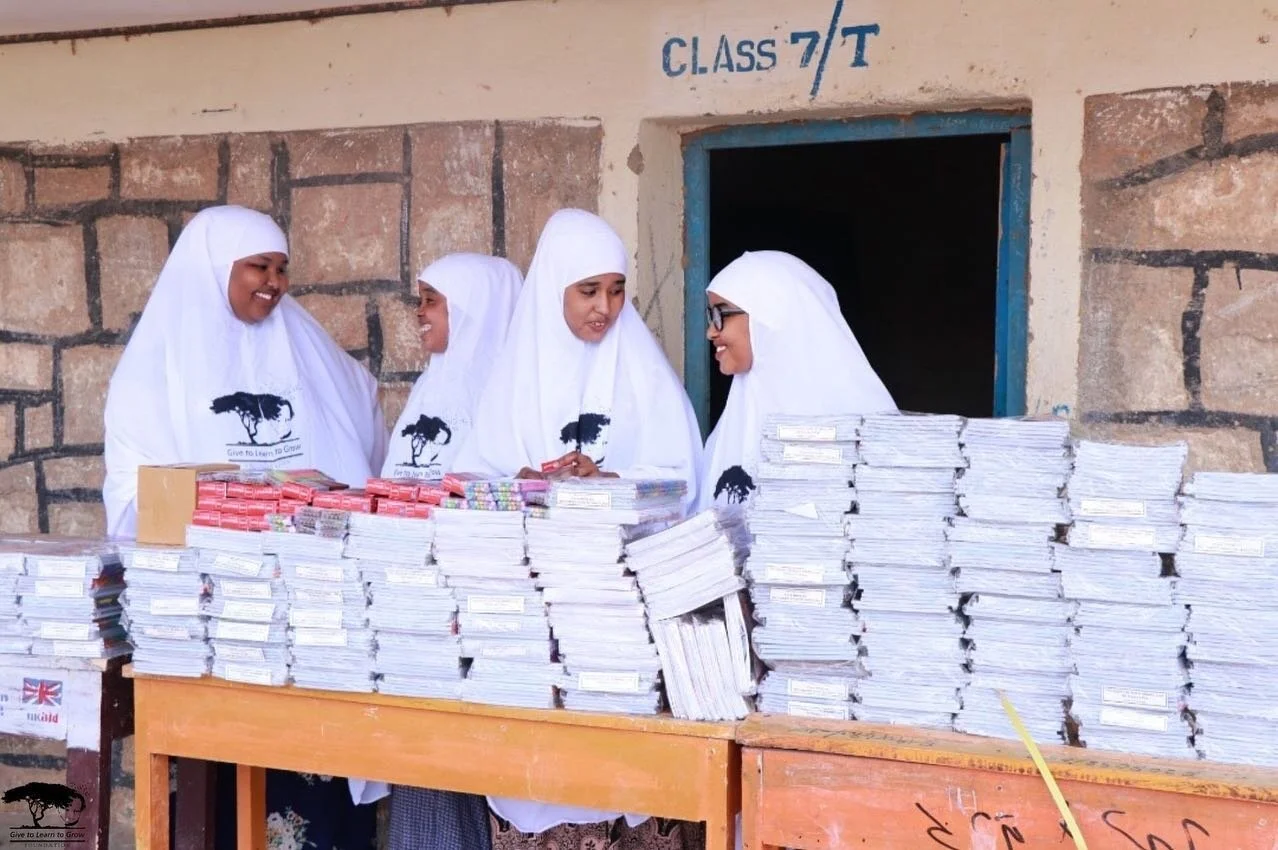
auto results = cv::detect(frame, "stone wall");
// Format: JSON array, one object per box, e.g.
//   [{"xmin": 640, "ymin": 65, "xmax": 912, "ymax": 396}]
[
  {"xmin": 0, "ymin": 118, "xmax": 601, "ymax": 847},
  {"xmin": 1078, "ymin": 82, "xmax": 1278, "ymax": 473}
]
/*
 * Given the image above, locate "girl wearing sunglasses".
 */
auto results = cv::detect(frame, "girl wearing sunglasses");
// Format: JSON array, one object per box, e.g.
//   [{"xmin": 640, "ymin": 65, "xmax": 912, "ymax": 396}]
[{"xmin": 700, "ymin": 250, "xmax": 897, "ymax": 509}]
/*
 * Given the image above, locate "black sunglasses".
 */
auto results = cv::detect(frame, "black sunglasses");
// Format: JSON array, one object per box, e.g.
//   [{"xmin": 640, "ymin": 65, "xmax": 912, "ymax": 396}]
[{"xmin": 706, "ymin": 303, "xmax": 746, "ymax": 331}]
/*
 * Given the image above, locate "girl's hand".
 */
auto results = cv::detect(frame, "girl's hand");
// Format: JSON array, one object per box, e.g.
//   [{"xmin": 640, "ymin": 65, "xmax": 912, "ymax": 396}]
[{"xmin": 516, "ymin": 467, "xmax": 546, "ymax": 480}]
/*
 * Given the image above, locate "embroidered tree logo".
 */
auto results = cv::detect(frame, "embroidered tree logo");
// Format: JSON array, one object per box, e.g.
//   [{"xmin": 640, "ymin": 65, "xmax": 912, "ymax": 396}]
[
  {"xmin": 401, "ymin": 415, "xmax": 453, "ymax": 466},
  {"xmin": 559, "ymin": 413, "xmax": 611, "ymax": 462},
  {"xmin": 210, "ymin": 392, "xmax": 294, "ymax": 445},
  {"xmin": 3, "ymin": 782, "xmax": 86, "ymax": 828},
  {"xmin": 714, "ymin": 465, "xmax": 756, "ymax": 504}
]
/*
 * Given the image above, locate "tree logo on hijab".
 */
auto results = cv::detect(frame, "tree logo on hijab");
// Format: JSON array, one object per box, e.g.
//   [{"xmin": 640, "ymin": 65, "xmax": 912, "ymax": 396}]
[
  {"xmin": 402, "ymin": 415, "xmax": 453, "ymax": 467},
  {"xmin": 210, "ymin": 392, "xmax": 294, "ymax": 446},
  {"xmin": 560, "ymin": 413, "xmax": 611, "ymax": 463},
  {"xmin": 714, "ymin": 465, "xmax": 755, "ymax": 505}
]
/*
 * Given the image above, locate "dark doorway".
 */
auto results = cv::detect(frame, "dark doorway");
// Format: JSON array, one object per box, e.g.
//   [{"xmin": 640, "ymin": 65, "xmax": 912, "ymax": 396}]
[{"xmin": 704, "ymin": 134, "xmax": 1006, "ymax": 430}]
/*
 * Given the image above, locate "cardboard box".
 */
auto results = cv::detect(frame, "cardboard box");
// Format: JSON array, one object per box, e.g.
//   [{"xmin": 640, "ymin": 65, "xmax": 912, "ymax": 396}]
[{"xmin": 136, "ymin": 463, "xmax": 239, "ymax": 545}]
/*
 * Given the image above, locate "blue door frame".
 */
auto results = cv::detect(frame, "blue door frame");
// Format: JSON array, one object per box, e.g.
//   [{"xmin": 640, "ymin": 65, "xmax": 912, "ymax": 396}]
[{"xmin": 682, "ymin": 111, "xmax": 1032, "ymax": 435}]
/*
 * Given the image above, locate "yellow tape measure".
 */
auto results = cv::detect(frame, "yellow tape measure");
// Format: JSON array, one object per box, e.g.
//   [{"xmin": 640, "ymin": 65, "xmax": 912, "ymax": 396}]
[{"xmin": 998, "ymin": 690, "xmax": 1089, "ymax": 850}]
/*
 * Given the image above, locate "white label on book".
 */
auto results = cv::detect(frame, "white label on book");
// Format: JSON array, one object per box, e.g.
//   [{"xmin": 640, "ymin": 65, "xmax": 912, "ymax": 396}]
[
  {"xmin": 217, "ymin": 644, "xmax": 266, "ymax": 663},
  {"xmin": 480, "ymin": 644, "xmax": 532, "ymax": 659},
  {"xmin": 470, "ymin": 617, "xmax": 520, "ymax": 634},
  {"xmin": 220, "ymin": 580, "xmax": 272, "ymax": 600},
  {"xmin": 1079, "ymin": 498, "xmax": 1146, "ymax": 519},
  {"xmin": 1099, "ymin": 705, "xmax": 1168, "ymax": 733},
  {"xmin": 1084, "ymin": 524, "xmax": 1156, "ymax": 549},
  {"xmin": 223, "ymin": 664, "xmax": 273, "ymax": 686},
  {"xmin": 783, "ymin": 502, "xmax": 822, "ymax": 520},
  {"xmin": 132, "ymin": 551, "xmax": 182, "ymax": 572},
  {"xmin": 1193, "ymin": 534, "xmax": 1266, "ymax": 558},
  {"xmin": 212, "ymin": 554, "xmax": 263, "ymax": 577},
  {"xmin": 467, "ymin": 595, "xmax": 525, "ymax": 615},
  {"xmin": 782, "ymin": 444, "xmax": 844, "ymax": 465},
  {"xmin": 786, "ymin": 700, "xmax": 849, "ymax": 721},
  {"xmin": 555, "ymin": 490, "xmax": 613, "ymax": 510},
  {"xmin": 385, "ymin": 568, "xmax": 437, "ymax": 586},
  {"xmin": 294, "ymin": 564, "xmax": 344, "ymax": 582},
  {"xmin": 777, "ymin": 424, "xmax": 838, "ymax": 442},
  {"xmin": 787, "ymin": 679, "xmax": 845, "ymax": 701},
  {"xmin": 34, "ymin": 580, "xmax": 84, "ymax": 598},
  {"xmin": 290, "ymin": 609, "xmax": 343, "ymax": 629},
  {"xmin": 142, "ymin": 624, "xmax": 190, "ymax": 640},
  {"xmin": 34, "ymin": 559, "xmax": 87, "ymax": 579},
  {"xmin": 220, "ymin": 601, "xmax": 276, "ymax": 622},
  {"xmin": 39, "ymin": 622, "xmax": 92, "ymax": 641},
  {"xmin": 51, "ymin": 640, "xmax": 100, "ymax": 658},
  {"xmin": 769, "ymin": 587, "xmax": 828, "ymax": 607},
  {"xmin": 1102, "ymin": 685, "xmax": 1168, "ymax": 711},
  {"xmin": 292, "ymin": 628, "xmax": 348, "ymax": 647},
  {"xmin": 150, "ymin": 598, "xmax": 200, "ymax": 617},
  {"xmin": 295, "ymin": 588, "xmax": 344, "ymax": 606},
  {"xmin": 577, "ymin": 671, "xmax": 642, "ymax": 693},
  {"xmin": 215, "ymin": 621, "xmax": 270, "ymax": 642},
  {"xmin": 763, "ymin": 563, "xmax": 825, "ymax": 584}
]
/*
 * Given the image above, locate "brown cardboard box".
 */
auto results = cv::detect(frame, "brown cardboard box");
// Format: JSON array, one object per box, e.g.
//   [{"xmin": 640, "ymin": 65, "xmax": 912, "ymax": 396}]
[{"xmin": 136, "ymin": 463, "xmax": 238, "ymax": 545}]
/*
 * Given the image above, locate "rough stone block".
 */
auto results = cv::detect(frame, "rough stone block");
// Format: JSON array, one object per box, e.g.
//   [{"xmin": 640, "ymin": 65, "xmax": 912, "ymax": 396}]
[
  {"xmin": 29, "ymin": 141, "xmax": 115, "ymax": 158},
  {"xmin": 110, "ymin": 784, "xmax": 135, "ymax": 850},
  {"xmin": 290, "ymin": 184, "xmax": 404, "ymax": 285},
  {"xmin": 0, "ymin": 463, "xmax": 39, "ymax": 533},
  {"xmin": 1087, "ymin": 151, "xmax": 1278, "ymax": 253},
  {"xmin": 1200, "ymin": 268, "xmax": 1278, "ymax": 414},
  {"xmin": 501, "ymin": 121, "xmax": 602, "ymax": 272},
  {"xmin": 1078, "ymin": 263, "xmax": 1191, "ymax": 413},
  {"xmin": 120, "ymin": 136, "xmax": 220, "ymax": 201},
  {"xmin": 227, "ymin": 134, "xmax": 275, "ymax": 211},
  {"xmin": 378, "ymin": 382, "xmax": 414, "ymax": 432},
  {"xmin": 0, "ymin": 157, "xmax": 28, "ymax": 214},
  {"xmin": 43, "ymin": 455, "xmax": 106, "ymax": 491},
  {"xmin": 0, "ymin": 343, "xmax": 53, "ymax": 391},
  {"xmin": 409, "ymin": 123, "xmax": 494, "ymax": 271},
  {"xmin": 97, "ymin": 216, "xmax": 170, "ymax": 332},
  {"xmin": 34, "ymin": 166, "xmax": 110, "ymax": 208},
  {"xmin": 1077, "ymin": 421, "xmax": 1264, "ymax": 473},
  {"xmin": 376, "ymin": 294, "xmax": 423, "ymax": 375},
  {"xmin": 61, "ymin": 345, "xmax": 124, "ymax": 446},
  {"xmin": 0, "ymin": 223, "xmax": 90, "ymax": 335},
  {"xmin": 0, "ymin": 733, "xmax": 66, "ymax": 758},
  {"xmin": 288, "ymin": 128, "xmax": 404, "ymax": 178},
  {"xmin": 24, "ymin": 404, "xmax": 53, "ymax": 453},
  {"xmin": 1082, "ymin": 88, "xmax": 1211, "ymax": 183},
  {"xmin": 1223, "ymin": 82, "xmax": 1278, "ymax": 142},
  {"xmin": 295, "ymin": 293, "xmax": 370, "ymax": 352},
  {"xmin": 0, "ymin": 404, "xmax": 13, "ymax": 462},
  {"xmin": 49, "ymin": 501, "xmax": 106, "ymax": 537}
]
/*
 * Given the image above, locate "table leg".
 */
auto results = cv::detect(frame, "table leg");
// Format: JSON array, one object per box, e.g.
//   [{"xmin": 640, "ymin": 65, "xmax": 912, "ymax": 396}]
[
  {"xmin": 66, "ymin": 745, "xmax": 110, "ymax": 850},
  {"xmin": 740, "ymin": 749, "xmax": 763, "ymax": 850},
  {"xmin": 175, "ymin": 760, "xmax": 216, "ymax": 850},
  {"xmin": 704, "ymin": 741, "xmax": 739, "ymax": 850},
  {"xmin": 134, "ymin": 744, "xmax": 171, "ymax": 850},
  {"xmin": 235, "ymin": 765, "xmax": 266, "ymax": 850}
]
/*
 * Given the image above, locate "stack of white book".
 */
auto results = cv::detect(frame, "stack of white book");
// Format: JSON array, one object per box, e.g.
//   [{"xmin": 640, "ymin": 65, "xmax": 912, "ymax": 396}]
[
  {"xmin": 120, "ymin": 546, "xmax": 210, "ymax": 677},
  {"xmin": 851, "ymin": 413, "xmax": 965, "ymax": 730},
  {"xmin": 0, "ymin": 546, "xmax": 24, "ymax": 655},
  {"xmin": 19, "ymin": 542, "xmax": 128, "ymax": 662},
  {"xmin": 1178, "ymin": 472, "xmax": 1278, "ymax": 766},
  {"xmin": 1063, "ymin": 441, "xmax": 1192, "ymax": 759}
]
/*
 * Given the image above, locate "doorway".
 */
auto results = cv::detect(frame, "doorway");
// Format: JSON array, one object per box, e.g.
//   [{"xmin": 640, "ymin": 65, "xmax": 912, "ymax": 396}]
[{"xmin": 682, "ymin": 112, "xmax": 1031, "ymax": 435}]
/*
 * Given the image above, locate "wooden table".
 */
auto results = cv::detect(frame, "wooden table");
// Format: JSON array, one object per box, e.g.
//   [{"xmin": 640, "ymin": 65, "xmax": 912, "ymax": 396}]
[
  {"xmin": 738, "ymin": 714, "xmax": 1278, "ymax": 850},
  {"xmin": 129, "ymin": 670, "xmax": 739, "ymax": 850}
]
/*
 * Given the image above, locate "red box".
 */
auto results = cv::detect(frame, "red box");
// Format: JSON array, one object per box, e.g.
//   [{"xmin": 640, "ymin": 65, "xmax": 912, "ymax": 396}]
[
  {"xmin": 341, "ymin": 491, "xmax": 375, "ymax": 513},
  {"xmin": 192, "ymin": 509, "xmax": 221, "ymax": 527},
  {"xmin": 278, "ymin": 499, "xmax": 310, "ymax": 515},
  {"xmin": 407, "ymin": 503, "xmax": 433, "ymax": 520},
  {"xmin": 416, "ymin": 485, "xmax": 449, "ymax": 505},
  {"xmin": 197, "ymin": 481, "xmax": 228, "ymax": 499},
  {"xmin": 280, "ymin": 482, "xmax": 318, "ymax": 503},
  {"xmin": 312, "ymin": 492, "xmax": 346, "ymax": 510},
  {"xmin": 220, "ymin": 514, "xmax": 254, "ymax": 531},
  {"xmin": 442, "ymin": 472, "xmax": 482, "ymax": 497},
  {"xmin": 196, "ymin": 496, "xmax": 225, "ymax": 512},
  {"xmin": 241, "ymin": 501, "xmax": 279, "ymax": 517},
  {"xmin": 376, "ymin": 499, "xmax": 413, "ymax": 517}
]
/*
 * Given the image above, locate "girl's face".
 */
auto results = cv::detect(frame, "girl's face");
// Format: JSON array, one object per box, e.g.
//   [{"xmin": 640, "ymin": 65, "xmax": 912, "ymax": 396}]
[
  {"xmin": 563, "ymin": 273, "xmax": 626, "ymax": 343},
  {"xmin": 416, "ymin": 282, "xmax": 450, "ymax": 354},
  {"xmin": 228, "ymin": 252, "xmax": 289, "ymax": 323},
  {"xmin": 706, "ymin": 292, "xmax": 752, "ymax": 375}
]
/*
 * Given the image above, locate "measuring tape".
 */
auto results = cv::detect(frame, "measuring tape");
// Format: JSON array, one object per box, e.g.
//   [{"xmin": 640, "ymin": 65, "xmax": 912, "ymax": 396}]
[{"xmin": 998, "ymin": 690, "xmax": 1089, "ymax": 850}]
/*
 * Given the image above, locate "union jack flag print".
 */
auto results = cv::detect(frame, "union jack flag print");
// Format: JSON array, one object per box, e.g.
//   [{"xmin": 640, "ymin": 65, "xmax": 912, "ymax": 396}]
[{"xmin": 21, "ymin": 677, "xmax": 62, "ymax": 706}]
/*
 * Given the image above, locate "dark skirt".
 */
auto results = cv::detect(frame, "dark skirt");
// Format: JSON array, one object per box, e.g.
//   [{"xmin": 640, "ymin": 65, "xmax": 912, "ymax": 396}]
[
  {"xmin": 210, "ymin": 763, "xmax": 379, "ymax": 850},
  {"xmin": 388, "ymin": 787, "xmax": 493, "ymax": 850},
  {"xmin": 489, "ymin": 813, "xmax": 704, "ymax": 850}
]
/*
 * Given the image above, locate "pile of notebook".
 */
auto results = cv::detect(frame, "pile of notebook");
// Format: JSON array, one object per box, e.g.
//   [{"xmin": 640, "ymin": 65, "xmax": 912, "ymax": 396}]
[
  {"xmin": 121, "ymin": 546, "xmax": 210, "ymax": 677},
  {"xmin": 1178, "ymin": 472, "xmax": 1278, "ymax": 766},
  {"xmin": 747, "ymin": 415, "xmax": 859, "ymax": 720},
  {"xmin": 954, "ymin": 418, "xmax": 1072, "ymax": 743},
  {"xmin": 626, "ymin": 508, "xmax": 754, "ymax": 721},
  {"xmin": 1063, "ymin": 441, "xmax": 1192, "ymax": 759},
  {"xmin": 850, "ymin": 413, "xmax": 965, "ymax": 730},
  {"xmin": 532, "ymin": 479, "xmax": 685, "ymax": 715},
  {"xmin": 18, "ymin": 540, "xmax": 128, "ymax": 661}
]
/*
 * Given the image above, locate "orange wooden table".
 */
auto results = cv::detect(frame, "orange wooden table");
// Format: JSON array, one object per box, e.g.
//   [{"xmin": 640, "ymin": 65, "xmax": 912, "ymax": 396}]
[
  {"xmin": 128, "ymin": 669, "xmax": 738, "ymax": 850},
  {"xmin": 738, "ymin": 714, "xmax": 1278, "ymax": 850}
]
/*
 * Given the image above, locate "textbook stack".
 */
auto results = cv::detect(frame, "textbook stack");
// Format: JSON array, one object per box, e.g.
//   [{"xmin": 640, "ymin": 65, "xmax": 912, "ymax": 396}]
[
  {"xmin": 120, "ymin": 546, "xmax": 210, "ymax": 677},
  {"xmin": 18, "ymin": 541, "xmax": 128, "ymax": 662}
]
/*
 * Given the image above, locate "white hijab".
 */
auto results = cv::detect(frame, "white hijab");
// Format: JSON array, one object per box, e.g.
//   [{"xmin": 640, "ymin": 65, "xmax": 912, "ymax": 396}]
[
  {"xmin": 453, "ymin": 209, "xmax": 702, "ymax": 506},
  {"xmin": 103, "ymin": 205, "xmax": 388, "ymax": 538},
  {"xmin": 700, "ymin": 250, "xmax": 897, "ymax": 509},
  {"xmin": 382, "ymin": 254, "xmax": 521, "ymax": 479}
]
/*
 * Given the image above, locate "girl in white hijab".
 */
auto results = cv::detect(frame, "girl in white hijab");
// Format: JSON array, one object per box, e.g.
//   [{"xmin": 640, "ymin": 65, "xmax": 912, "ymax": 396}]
[
  {"xmin": 103, "ymin": 205, "xmax": 388, "ymax": 537},
  {"xmin": 700, "ymin": 250, "xmax": 897, "ymax": 509},
  {"xmin": 453, "ymin": 210, "xmax": 703, "ymax": 850}
]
